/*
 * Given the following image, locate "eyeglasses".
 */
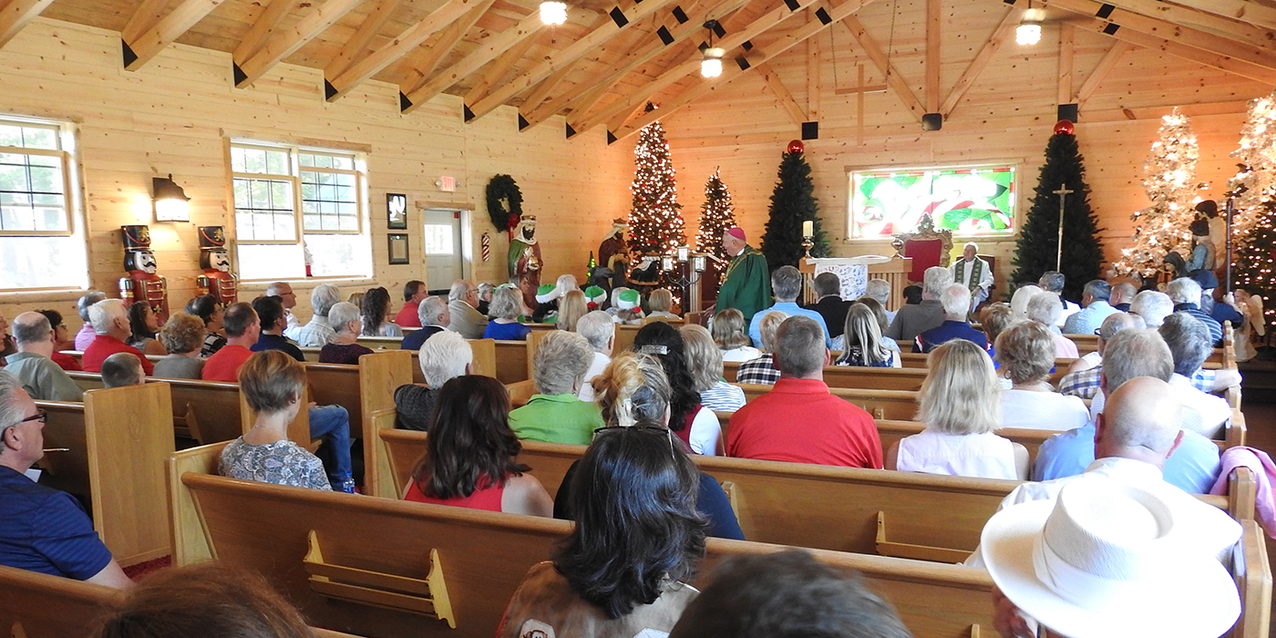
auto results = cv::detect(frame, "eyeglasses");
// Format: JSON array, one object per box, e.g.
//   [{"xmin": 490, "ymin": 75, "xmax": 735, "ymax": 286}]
[{"xmin": 1, "ymin": 410, "xmax": 46, "ymax": 439}]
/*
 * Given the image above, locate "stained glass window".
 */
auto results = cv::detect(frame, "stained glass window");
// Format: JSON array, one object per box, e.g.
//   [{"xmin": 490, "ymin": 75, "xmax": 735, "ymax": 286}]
[{"xmin": 848, "ymin": 165, "xmax": 1016, "ymax": 237}]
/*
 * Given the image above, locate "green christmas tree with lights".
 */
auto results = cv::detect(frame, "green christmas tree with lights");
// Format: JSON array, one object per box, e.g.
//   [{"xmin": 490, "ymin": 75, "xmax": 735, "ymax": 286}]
[
  {"xmin": 761, "ymin": 142, "xmax": 828, "ymax": 270},
  {"xmin": 627, "ymin": 120, "xmax": 687, "ymax": 257},
  {"xmin": 1115, "ymin": 109, "xmax": 1201, "ymax": 279},
  {"xmin": 695, "ymin": 168, "xmax": 737, "ymax": 264}
]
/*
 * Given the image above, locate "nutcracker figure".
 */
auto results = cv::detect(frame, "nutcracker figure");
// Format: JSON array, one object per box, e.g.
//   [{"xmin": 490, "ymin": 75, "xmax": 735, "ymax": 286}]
[
  {"xmin": 118, "ymin": 224, "xmax": 169, "ymax": 321},
  {"xmin": 196, "ymin": 226, "xmax": 238, "ymax": 305}
]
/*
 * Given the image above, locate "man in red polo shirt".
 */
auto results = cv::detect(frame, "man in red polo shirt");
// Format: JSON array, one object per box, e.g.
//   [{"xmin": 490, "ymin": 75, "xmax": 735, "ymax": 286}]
[
  {"xmin": 202, "ymin": 302, "xmax": 260, "ymax": 382},
  {"xmin": 81, "ymin": 299, "xmax": 153, "ymax": 376},
  {"xmin": 394, "ymin": 280, "xmax": 427, "ymax": 328},
  {"xmin": 727, "ymin": 315, "xmax": 882, "ymax": 468}
]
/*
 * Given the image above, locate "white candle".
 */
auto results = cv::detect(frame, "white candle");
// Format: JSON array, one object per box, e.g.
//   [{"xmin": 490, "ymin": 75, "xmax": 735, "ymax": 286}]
[
  {"xmin": 802, "ymin": 220, "xmax": 813, "ymax": 238},
  {"xmin": 677, "ymin": 245, "xmax": 689, "ymax": 262}
]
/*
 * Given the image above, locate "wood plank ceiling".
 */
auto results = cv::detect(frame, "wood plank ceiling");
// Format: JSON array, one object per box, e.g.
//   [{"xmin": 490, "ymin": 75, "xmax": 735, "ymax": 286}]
[{"xmin": 3, "ymin": 0, "xmax": 1274, "ymax": 141}]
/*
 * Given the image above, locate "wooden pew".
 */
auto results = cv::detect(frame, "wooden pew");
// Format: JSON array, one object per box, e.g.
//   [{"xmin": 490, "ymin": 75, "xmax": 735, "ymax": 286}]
[
  {"xmin": 725, "ymin": 359, "xmax": 1070, "ymax": 388},
  {"xmin": 358, "ymin": 350, "xmax": 415, "ymax": 499},
  {"xmin": 35, "ymin": 383, "xmax": 174, "ymax": 566},
  {"xmin": 169, "ymin": 450, "xmax": 1000, "ymax": 638},
  {"xmin": 0, "ymin": 564, "xmax": 362, "ymax": 638},
  {"xmin": 493, "ymin": 340, "xmax": 530, "ymax": 384},
  {"xmin": 356, "ymin": 335, "xmax": 403, "ymax": 350},
  {"xmin": 737, "ymin": 383, "xmax": 919, "ymax": 420}
]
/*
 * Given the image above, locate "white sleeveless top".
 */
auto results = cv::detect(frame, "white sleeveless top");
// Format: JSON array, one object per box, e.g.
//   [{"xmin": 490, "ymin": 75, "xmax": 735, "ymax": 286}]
[{"xmin": 896, "ymin": 429, "xmax": 1019, "ymax": 480}]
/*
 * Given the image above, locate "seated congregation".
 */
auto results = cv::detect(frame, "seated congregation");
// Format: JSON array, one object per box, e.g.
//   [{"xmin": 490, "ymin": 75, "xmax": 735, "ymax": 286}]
[{"xmin": 0, "ymin": 257, "xmax": 1261, "ymax": 638}]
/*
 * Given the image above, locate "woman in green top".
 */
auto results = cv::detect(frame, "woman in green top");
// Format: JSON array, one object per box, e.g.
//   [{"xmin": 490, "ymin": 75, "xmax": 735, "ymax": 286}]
[{"xmin": 507, "ymin": 331, "xmax": 605, "ymax": 444}]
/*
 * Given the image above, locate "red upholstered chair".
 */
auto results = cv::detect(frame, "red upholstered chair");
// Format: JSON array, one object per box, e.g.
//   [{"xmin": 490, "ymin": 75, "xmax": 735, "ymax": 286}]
[{"xmin": 891, "ymin": 214, "xmax": 954, "ymax": 283}]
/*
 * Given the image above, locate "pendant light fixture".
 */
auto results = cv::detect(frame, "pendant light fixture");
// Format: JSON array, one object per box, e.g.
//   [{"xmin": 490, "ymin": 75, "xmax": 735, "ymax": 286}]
[
  {"xmin": 701, "ymin": 20, "xmax": 725, "ymax": 78},
  {"xmin": 1016, "ymin": 0, "xmax": 1042, "ymax": 46},
  {"xmin": 540, "ymin": 1, "xmax": 567, "ymax": 25}
]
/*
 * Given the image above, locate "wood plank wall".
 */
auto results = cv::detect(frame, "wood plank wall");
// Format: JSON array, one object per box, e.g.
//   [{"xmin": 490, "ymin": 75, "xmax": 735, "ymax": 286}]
[
  {"xmin": 0, "ymin": 18, "xmax": 637, "ymax": 328},
  {"xmin": 657, "ymin": 1, "xmax": 1267, "ymax": 296}
]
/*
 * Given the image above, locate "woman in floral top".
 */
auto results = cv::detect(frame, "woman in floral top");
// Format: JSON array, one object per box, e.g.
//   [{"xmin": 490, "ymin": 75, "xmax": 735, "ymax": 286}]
[{"xmin": 218, "ymin": 350, "xmax": 329, "ymax": 490}]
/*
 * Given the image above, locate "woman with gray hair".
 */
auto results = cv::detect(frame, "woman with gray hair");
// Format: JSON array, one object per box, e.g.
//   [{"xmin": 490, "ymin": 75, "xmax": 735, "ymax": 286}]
[
  {"xmin": 296, "ymin": 283, "xmax": 341, "ymax": 347},
  {"xmin": 319, "ymin": 302, "xmax": 374, "ymax": 364},
  {"xmin": 484, "ymin": 285, "xmax": 532, "ymax": 341},
  {"xmin": 508, "ymin": 331, "xmax": 605, "ymax": 444},
  {"xmin": 393, "ymin": 331, "xmax": 473, "ymax": 432},
  {"xmin": 886, "ymin": 340, "xmax": 1027, "ymax": 479},
  {"xmin": 153, "ymin": 312, "xmax": 206, "ymax": 379},
  {"xmin": 995, "ymin": 321, "xmax": 1089, "ymax": 432},
  {"xmin": 1025, "ymin": 292, "xmax": 1079, "ymax": 359},
  {"xmin": 712, "ymin": 308, "xmax": 761, "ymax": 363},
  {"xmin": 575, "ymin": 311, "xmax": 615, "ymax": 402},
  {"xmin": 681, "ymin": 323, "xmax": 745, "ymax": 413}
]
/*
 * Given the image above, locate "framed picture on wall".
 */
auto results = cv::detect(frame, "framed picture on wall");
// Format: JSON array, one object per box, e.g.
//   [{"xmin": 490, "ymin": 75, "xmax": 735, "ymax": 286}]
[
  {"xmin": 388, "ymin": 233, "xmax": 409, "ymax": 265},
  {"xmin": 387, "ymin": 193, "xmax": 408, "ymax": 230}
]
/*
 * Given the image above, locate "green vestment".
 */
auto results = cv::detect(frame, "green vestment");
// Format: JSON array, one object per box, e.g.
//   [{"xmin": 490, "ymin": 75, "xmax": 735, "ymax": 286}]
[{"xmin": 716, "ymin": 246, "xmax": 772, "ymax": 322}]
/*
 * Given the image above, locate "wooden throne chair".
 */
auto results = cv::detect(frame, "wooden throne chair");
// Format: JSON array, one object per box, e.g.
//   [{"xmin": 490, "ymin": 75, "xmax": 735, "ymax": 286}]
[{"xmin": 891, "ymin": 213, "xmax": 953, "ymax": 284}]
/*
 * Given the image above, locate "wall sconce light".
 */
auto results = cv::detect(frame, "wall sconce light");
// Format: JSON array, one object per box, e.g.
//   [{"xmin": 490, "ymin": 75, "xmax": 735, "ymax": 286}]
[
  {"xmin": 701, "ymin": 20, "xmax": 724, "ymax": 78},
  {"xmin": 152, "ymin": 174, "xmax": 190, "ymax": 222},
  {"xmin": 540, "ymin": 1, "xmax": 567, "ymax": 25}
]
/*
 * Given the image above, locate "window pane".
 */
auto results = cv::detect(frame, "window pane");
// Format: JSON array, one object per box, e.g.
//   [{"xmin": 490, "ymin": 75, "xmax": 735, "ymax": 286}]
[
  {"xmin": 238, "ymin": 243, "xmax": 305, "ymax": 280},
  {"xmin": 266, "ymin": 149, "xmax": 289, "ymax": 175},
  {"xmin": 21, "ymin": 128, "xmax": 57, "ymax": 150},
  {"xmin": 0, "ymin": 125, "xmax": 21, "ymax": 147},
  {"xmin": 0, "ymin": 235, "xmax": 87, "ymax": 289},
  {"xmin": 233, "ymin": 176, "xmax": 293, "ymax": 241},
  {"xmin": 305, "ymin": 233, "xmax": 370, "ymax": 278},
  {"xmin": 230, "ymin": 146, "xmax": 246, "ymax": 173},
  {"xmin": 0, "ymin": 148, "xmax": 66, "ymax": 232},
  {"xmin": 423, "ymin": 224, "xmax": 454, "ymax": 255}
]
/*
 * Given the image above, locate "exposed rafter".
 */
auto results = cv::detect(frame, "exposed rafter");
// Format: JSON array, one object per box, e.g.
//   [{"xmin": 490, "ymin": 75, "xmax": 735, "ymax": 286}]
[
  {"xmin": 231, "ymin": 0, "xmax": 299, "ymax": 64},
  {"xmin": 1163, "ymin": 0, "xmax": 1276, "ymax": 32},
  {"xmin": 120, "ymin": 0, "xmax": 170, "ymax": 45},
  {"xmin": 1098, "ymin": 0, "xmax": 1276, "ymax": 49},
  {"xmin": 324, "ymin": 0, "xmax": 404, "ymax": 79},
  {"xmin": 400, "ymin": 11, "xmax": 543, "ymax": 114},
  {"xmin": 1076, "ymin": 40, "xmax": 1131, "ymax": 105},
  {"xmin": 841, "ymin": 15, "xmax": 925, "ymax": 120},
  {"xmin": 466, "ymin": 0, "xmax": 685, "ymax": 122},
  {"xmin": 517, "ymin": 59, "xmax": 583, "ymax": 128},
  {"xmin": 233, "ymin": 0, "xmax": 362, "ymax": 88},
  {"xmin": 122, "ymin": 0, "xmax": 227, "ymax": 70},
  {"xmin": 393, "ymin": 0, "xmax": 494, "ymax": 99},
  {"xmin": 612, "ymin": 0, "xmax": 874, "ymax": 140},
  {"xmin": 571, "ymin": 0, "xmax": 835, "ymax": 135},
  {"xmin": 757, "ymin": 62, "xmax": 807, "ymax": 125},
  {"xmin": 462, "ymin": 35, "xmax": 539, "ymax": 105},
  {"xmin": 0, "ymin": 0, "xmax": 56, "ymax": 49},
  {"xmin": 1041, "ymin": 0, "xmax": 1276, "ymax": 72},
  {"xmin": 325, "ymin": 0, "xmax": 482, "ymax": 102},
  {"xmin": 938, "ymin": 4, "xmax": 1021, "ymax": 118}
]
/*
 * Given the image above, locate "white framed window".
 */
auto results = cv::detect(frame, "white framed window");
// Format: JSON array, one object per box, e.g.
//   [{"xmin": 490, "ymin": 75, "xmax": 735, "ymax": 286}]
[
  {"xmin": 229, "ymin": 140, "xmax": 371, "ymax": 280},
  {"xmin": 0, "ymin": 115, "xmax": 88, "ymax": 291}
]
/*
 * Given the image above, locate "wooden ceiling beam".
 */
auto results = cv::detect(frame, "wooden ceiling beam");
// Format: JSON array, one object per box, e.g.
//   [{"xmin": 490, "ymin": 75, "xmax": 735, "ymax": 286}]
[
  {"xmin": 1041, "ymin": 0, "xmax": 1276, "ymax": 72},
  {"xmin": 611, "ymin": 0, "xmax": 873, "ymax": 140},
  {"xmin": 517, "ymin": 58, "xmax": 582, "ymax": 127},
  {"xmin": 1046, "ymin": 4, "xmax": 1276, "ymax": 85},
  {"xmin": 120, "ymin": 0, "xmax": 170, "ymax": 45},
  {"xmin": 325, "ymin": 0, "xmax": 483, "ymax": 102},
  {"xmin": 234, "ymin": 0, "xmax": 362, "ymax": 87},
  {"xmin": 1099, "ymin": 0, "xmax": 1276, "ymax": 49},
  {"xmin": 571, "ymin": 0, "xmax": 834, "ymax": 135},
  {"xmin": 924, "ymin": 0, "xmax": 939, "ymax": 113},
  {"xmin": 1162, "ymin": 0, "xmax": 1276, "ymax": 32},
  {"xmin": 466, "ymin": 0, "xmax": 686, "ymax": 122},
  {"xmin": 401, "ymin": 11, "xmax": 543, "ymax": 113},
  {"xmin": 462, "ymin": 35, "xmax": 539, "ymax": 106},
  {"xmin": 0, "ymin": 0, "xmax": 56, "ymax": 49},
  {"xmin": 395, "ymin": 0, "xmax": 494, "ymax": 96},
  {"xmin": 938, "ymin": 4, "xmax": 1021, "ymax": 118},
  {"xmin": 231, "ymin": 0, "xmax": 298, "ymax": 63},
  {"xmin": 324, "ymin": 0, "xmax": 404, "ymax": 79},
  {"xmin": 841, "ymin": 14, "xmax": 925, "ymax": 119},
  {"xmin": 757, "ymin": 62, "xmax": 807, "ymax": 125},
  {"xmin": 123, "ymin": 0, "xmax": 227, "ymax": 70},
  {"xmin": 1076, "ymin": 40, "xmax": 1131, "ymax": 106}
]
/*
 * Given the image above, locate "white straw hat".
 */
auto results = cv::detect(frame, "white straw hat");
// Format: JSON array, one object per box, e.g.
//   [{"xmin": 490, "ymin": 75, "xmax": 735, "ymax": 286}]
[{"xmin": 980, "ymin": 476, "xmax": 1241, "ymax": 638}]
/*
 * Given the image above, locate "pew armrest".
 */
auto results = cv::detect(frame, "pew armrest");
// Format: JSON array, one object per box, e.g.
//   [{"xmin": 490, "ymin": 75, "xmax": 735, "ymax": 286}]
[
  {"xmin": 875, "ymin": 511, "xmax": 970, "ymax": 564},
  {"xmin": 303, "ymin": 530, "xmax": 455, "ymax": 629}
]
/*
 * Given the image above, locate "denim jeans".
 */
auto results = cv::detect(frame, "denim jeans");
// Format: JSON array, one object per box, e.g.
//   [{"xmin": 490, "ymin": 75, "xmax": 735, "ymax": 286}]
[{"xmin": 308, "ymin": 405, "xmax": 351, "ymax": 487}]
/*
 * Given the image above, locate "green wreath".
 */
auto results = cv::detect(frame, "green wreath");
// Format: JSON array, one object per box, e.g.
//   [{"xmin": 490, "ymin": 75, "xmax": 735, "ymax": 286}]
[{"xmin": 486, "ymin": 174, "xmax": 524, "ymax": 232}]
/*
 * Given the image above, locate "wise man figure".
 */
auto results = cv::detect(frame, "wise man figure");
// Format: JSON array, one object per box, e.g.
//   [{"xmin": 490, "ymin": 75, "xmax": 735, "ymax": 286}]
[
  {"xmin": 950, "ymin": 242, "xmax": 993, "ymax": 313},
  {"xmin": 508, "ymin": 213, "xmax": 543, "ymax": 309}
]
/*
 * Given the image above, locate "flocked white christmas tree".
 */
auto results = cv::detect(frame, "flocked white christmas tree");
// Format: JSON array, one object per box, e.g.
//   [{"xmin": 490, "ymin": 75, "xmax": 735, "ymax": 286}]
[
  {"xmin": 695, "ymin": 168, "xmax": 737, "ymax": 264},
  {"xmin": 628, "ymin": 119, "xmax": 687, "ymax": 256},
  {"xmin": 1116, "ymin": 108, "xmax": 1201, "ymax": 278},
  {"xmin": 1228, "ymin": 91, "xmax": 1276, "ymax": 243}
]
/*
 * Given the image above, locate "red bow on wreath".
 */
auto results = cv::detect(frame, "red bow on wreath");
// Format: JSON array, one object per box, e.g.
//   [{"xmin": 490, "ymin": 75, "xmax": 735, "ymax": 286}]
[{"xmin": 508, "ymin": 213, "xmax": 520, "ymax": 230}]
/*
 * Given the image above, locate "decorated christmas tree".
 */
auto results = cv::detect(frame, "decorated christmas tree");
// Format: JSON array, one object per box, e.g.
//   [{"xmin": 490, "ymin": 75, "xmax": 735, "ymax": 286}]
[
  {"xmin": 1232, "ymin": 199, "xmax": 1276, "ymax": 330},
  {"xmin": 761, "ymin": 141, "xmax": 828, "ymax": 270},
  {"xmin": 1009, "ymin": 120, "xmax": 1104, "ymax": 301},
  {"xmin": 1228, "ymin": 92, "xmax": 1276, "ymax": 243},
  {"xmin": 1115, "ymin": 109, "xmax": 1201, "ymax": 278},
  {"xmin": 695, "ymin": 168, "xmax": 737, "ymax": 263},
  {"xmin": 627, "ymin": 120, "xmax": 687, "ymax": 257}
]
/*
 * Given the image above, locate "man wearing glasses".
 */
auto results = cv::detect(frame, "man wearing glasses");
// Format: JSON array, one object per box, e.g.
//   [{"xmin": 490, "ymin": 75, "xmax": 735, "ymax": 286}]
[{"xmin": 0, "ymin": 371, "xmax": 133, "ymax": 588}]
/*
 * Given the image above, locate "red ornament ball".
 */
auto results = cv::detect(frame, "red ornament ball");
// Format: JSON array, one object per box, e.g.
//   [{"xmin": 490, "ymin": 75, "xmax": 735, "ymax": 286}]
[
  {"xmin": 787, "ymin": 139, "xmax": 805, "ymax": 154},
  {"xmin": 1054, "ymin": 119, "xmax": 1075, "ymax": 136}
]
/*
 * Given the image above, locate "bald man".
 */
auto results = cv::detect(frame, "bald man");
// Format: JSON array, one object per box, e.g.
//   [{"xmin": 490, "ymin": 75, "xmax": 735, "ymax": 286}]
[{"xmin": 5, "ymin": 313, "xmax": 83, "ymax": 402}]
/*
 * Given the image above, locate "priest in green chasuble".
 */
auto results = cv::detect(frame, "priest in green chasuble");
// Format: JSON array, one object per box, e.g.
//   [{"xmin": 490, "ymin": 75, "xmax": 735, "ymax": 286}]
[
  {"xmin": 950, "ymin": 242, "xmax": 994, "ymax": 312},
  {"xmin": 716, "ymin": 227, "xmax": 771, "ymax": 322}
]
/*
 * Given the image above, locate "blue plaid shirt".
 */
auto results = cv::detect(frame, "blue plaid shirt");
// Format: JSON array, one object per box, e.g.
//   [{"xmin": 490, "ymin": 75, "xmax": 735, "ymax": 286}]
[{"xmin": 1060, "ymin": 363, "xmax": 1217, "ymax": 399}]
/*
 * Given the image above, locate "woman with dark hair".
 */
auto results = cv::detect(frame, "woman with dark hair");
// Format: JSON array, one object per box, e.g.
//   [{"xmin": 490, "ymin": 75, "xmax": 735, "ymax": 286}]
[
  {"xmin": 553, "ymin": 352, "xmax": 743, "ymax": 540},
  {"xmin": 404, "ymin": 375, "xmax": 553, "ymax": 515},
  {"xmin": 500, "ymin": 422, "xmax": 705, "ymax": 636},
  {"xmin": 631, "ymin": 321, "xmax": 700, "ymax": 447},
  {"xmin": 360, "ymin": 286, "xmax": 403, "ymax": 337},
  {"xmin": 125, "ymin": 302, "xmax": 167, "ymax": 356},
  {"xmin": 36, "ymin": 309, "xmax": 81, "ymax": 371},
  {"xmin": 184, "ymin": 294, "xmax": 226, "ymax": 357}
]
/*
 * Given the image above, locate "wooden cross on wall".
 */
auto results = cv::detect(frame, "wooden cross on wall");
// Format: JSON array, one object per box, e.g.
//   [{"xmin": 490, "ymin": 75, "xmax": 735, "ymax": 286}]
[{"xmin": 833, "ymin": 65, "xmax": 887, "ymax": 146}]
